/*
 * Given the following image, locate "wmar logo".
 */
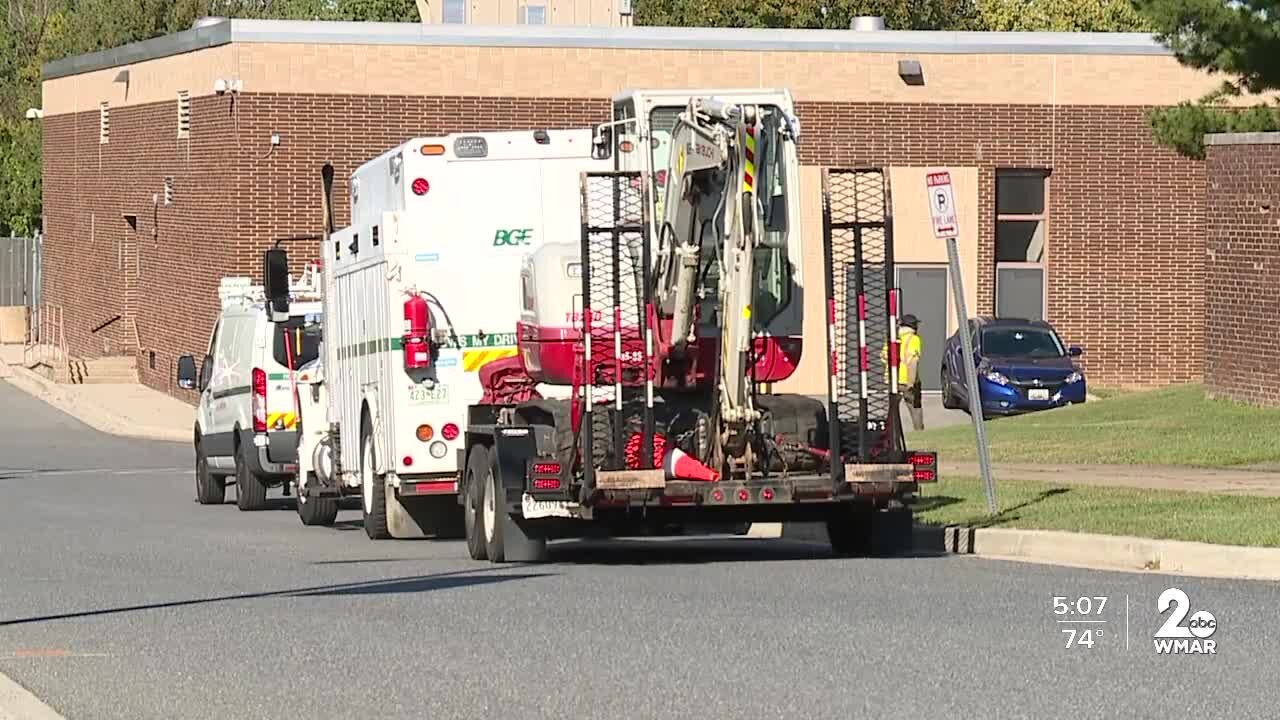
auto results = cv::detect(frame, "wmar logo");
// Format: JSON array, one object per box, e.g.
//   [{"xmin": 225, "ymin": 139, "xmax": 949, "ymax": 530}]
[{"xmin": 1154, "ymin": 587, "xmax": 1217, "ymax": 654}]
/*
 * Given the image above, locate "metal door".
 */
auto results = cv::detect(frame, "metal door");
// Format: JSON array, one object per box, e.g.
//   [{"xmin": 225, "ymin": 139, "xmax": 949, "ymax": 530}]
[{"xmin": 896, "ymin": 266, "xmax": 948, "ymax": 392}]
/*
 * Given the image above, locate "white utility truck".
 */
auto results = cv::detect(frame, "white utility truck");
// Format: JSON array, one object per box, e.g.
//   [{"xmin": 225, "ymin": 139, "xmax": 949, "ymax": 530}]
[{"xmin": 271, "ymin": 129, "xmax": 610, "ymax": 538}]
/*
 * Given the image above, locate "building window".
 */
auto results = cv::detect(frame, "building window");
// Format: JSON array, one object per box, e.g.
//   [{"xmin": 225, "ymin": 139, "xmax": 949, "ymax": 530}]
[
  {"xmin": 994, "ymin": 169, "xmax": 1048, "ymax": 320},
  {"xmin": 443, "ymin": 0, "xmax": 466, "ymax": 23},
  {"xmin": 177, "ymin": 91, "xmax": 191, "ymax": 138},
  {"xmin": 99, "ymin": 102, "xmax": 110, "ymax": 144},
  {"xmin": 518, "ymin": 4, "xmax": 546, "ymax": 23}
]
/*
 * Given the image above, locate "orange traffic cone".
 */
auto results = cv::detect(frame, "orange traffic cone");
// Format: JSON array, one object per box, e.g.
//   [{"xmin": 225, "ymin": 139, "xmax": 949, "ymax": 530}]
[{"xmin": 664, "ymin": 447, "xmax": 720, "ymax": 482}]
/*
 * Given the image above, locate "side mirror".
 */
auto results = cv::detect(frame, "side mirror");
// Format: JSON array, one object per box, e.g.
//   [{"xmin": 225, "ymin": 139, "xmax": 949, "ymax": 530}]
[
  {"xmin": 263, "ymin": 247, "xmax": 290, "ymax": 316},
  {"xmin": 177, "ymin": 355, "xmax": 197, "ymax": 390},
  {"xmin": 1069, "ymin": 346, "xmax": 1083, "ymax": 357},
  {"xmin": 199, "ymin": 354, "xmax": 213, "ymax": 391},
  {"xmin": 592, "ymin": 126, "xmax": 613, "ymax": 160}
]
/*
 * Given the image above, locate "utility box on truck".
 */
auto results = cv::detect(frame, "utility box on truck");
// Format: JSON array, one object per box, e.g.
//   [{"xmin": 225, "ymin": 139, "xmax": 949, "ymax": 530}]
[{"xmin": 277, "ymin": 129, "xmax": 611, "ymax": 538}]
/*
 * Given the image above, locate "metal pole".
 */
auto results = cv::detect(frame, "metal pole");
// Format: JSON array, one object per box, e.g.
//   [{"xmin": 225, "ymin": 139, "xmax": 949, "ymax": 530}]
[{"xmin": 945, "ymin": 236, "xmax": 996, "ymax": 514}]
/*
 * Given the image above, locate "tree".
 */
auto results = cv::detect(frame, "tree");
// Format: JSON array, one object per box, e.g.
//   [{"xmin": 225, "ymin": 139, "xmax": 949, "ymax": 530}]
[
  {"xmin": 1134, "ymin": 0, "xmax": 1280, "ymax": 159},
  {"xmin": 636, "ymin": 0, "xmax": 981, "ymax": 31},
  {"xmin": 977, "ymin": 0, "xmax": 1153, "ymax": 32}
]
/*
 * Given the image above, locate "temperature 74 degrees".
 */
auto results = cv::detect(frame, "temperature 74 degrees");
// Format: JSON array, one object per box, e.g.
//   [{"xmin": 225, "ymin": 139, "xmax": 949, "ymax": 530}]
[
  {"xmin": 1053, "ymin": 595, "xmax": 1110, "ymax": 650},
  {"xmin": 1063, "ymin": 626, "xmax": 1104, "ymax": 649}
]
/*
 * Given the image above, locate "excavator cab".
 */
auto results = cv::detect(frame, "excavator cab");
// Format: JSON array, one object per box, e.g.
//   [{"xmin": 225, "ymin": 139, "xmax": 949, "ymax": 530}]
[{"xmin": 605, "ymin": 88, "xmax": 805, "ymax": 362}]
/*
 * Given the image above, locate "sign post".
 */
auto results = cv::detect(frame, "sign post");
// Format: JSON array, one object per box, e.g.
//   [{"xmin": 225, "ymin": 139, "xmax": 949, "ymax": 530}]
[{"xmin": 926, "ymin": 171, "xmax": 997, "ymax": 514}]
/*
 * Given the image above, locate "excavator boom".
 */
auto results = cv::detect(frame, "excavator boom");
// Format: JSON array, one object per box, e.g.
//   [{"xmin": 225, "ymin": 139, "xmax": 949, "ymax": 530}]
[{"xmin": 654, "ymin": 96, "xmax": 800, "ymax": 455}]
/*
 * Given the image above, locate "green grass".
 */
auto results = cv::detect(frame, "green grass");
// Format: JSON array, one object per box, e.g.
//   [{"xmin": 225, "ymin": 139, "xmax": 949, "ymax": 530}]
[
  {"xmin": 916, "ymin": 383, "xmax": 1280, "ymax": 467},
  {"xmin": 915, "ymin": 476, "xmax": 1280, "ymax": 548}
]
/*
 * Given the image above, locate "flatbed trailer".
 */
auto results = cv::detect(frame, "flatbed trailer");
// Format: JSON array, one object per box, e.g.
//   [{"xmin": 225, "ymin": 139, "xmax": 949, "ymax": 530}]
[{"xmin": 461, "ymin": 165, "xmax": 937, "ymax": 563}]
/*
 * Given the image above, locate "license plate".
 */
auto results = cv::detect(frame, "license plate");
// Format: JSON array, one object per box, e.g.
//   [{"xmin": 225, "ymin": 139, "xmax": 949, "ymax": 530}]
[
  {"xmin": 1028, "ymin": 388, "xmax": 1050, "ymax": 400},
  {"xmin": 521, "ymin": 494, "xmax": 590, "ymax": 520},
  {"xmin": 408, "ymin": 384, "xmax": 449, "ymax": 404}
]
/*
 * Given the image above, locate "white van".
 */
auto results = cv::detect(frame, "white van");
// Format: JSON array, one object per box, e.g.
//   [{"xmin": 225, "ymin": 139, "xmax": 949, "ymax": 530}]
[{"xmin": 177, "ymin": 269, "xmax": 323, "ymax": 510}]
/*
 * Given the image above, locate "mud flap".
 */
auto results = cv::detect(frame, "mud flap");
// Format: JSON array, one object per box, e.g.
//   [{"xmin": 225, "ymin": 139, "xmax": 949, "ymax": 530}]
[{"xmin": 386, "ymin": 493, "xmax": 465, "ymax": 539}]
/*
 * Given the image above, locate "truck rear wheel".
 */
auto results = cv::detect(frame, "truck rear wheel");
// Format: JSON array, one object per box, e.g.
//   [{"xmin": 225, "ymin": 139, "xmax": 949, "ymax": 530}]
[
  {"xmin": 463, "ymin": 446, "xmax": 489, "ymax": 561},
  {"xmin": 827, "ymin": 504, "xmax": 913, "ymax": 557},
  {"xmin": 481, "ymin": 449, "xmax": 548, "ymax": 564},
  {"xmin": 235, "ymin": 440, "xmax": 269, "ymax": 511},
  {"xmin": 194, "ymin": 438, "xmax": 225, "ymax": 505},
  {"xmin": 361, "ymin": 420, "xmax": 391, "ymax": 540},
  {"xmin": 296, "ymin": 479, "xmax": 339, "ymax": 527}
]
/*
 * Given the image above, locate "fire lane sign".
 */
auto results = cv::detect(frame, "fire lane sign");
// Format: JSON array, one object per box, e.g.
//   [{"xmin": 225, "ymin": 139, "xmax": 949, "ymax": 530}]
[{"xmin": 926, "ymin": 171, "xmax": 958, "ymax": 240}]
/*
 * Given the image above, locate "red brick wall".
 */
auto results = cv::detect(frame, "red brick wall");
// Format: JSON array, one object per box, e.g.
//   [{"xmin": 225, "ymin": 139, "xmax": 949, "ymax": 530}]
[
  {"xmin": 1204, "ymin": 137, "xmax": 1280, "ymax": 406},
  {"xmin": 42, "ymin": 93, "xmax": 1205, "ymax": 403},
  {"xmin": 800, "ymin": 102, "xmax": 1205, "ymax": 388}
]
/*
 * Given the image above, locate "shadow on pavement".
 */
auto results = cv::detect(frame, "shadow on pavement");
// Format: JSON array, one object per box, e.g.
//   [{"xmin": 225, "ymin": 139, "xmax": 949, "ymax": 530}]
[
  {"xmin": 542, "ymin": 535, "xmax": 949, "ymax": 565},
  {"xmin": 0, "ymin": 568, "xmax": 552, "ymax": 627},
  {"xmin": 297, "ymin": 572, "xmax": 548, "ymax": 596}
]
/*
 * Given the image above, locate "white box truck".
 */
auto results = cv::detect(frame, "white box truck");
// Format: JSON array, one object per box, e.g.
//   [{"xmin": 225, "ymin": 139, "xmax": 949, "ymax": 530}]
[{"xmin": 272, "ymin": 129, "xmax": 610, "ymax": 538}]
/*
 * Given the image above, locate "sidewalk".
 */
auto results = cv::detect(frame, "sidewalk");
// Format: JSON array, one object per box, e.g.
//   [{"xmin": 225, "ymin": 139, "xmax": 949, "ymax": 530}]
[{"xmin": 1, "ymin": 344, "xmax": 191, "ymax": 443}]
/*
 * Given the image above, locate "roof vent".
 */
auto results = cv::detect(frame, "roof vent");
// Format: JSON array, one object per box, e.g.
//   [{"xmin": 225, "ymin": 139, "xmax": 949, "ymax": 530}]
[
  {"xmin": 191, "ymin": 16, "xmax": 226, "ymax": 30},
  {"xmin": 850, "ymin": 15, "xmax": 886, "ymax": 31}
]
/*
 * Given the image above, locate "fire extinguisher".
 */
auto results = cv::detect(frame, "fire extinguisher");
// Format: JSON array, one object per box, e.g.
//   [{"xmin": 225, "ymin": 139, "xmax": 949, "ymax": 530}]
[{"xmin": 403, "ymin": 291, "xmax": 433, "ymax": 370}]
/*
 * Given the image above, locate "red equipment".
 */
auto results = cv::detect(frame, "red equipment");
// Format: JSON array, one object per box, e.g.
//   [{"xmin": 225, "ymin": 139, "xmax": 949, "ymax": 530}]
[{"xmin": 403, "ymin": 292, "xmax": 433, "ymax": 370}]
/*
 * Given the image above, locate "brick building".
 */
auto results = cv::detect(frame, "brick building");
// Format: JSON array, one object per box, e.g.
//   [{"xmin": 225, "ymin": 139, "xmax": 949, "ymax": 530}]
[
  {"xmin": 39, "ymin": 19, "xmax": 1230, "ymax": 401},
  {"xmin": 1204, "ymin": 132, "xmax": 1280, "ymax": 407}
]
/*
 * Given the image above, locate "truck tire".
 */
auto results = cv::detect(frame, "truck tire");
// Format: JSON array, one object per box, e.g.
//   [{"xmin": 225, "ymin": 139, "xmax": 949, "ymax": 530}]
[
  {"xmin": 360, "ymin": 419, "xmax": 391, "ymax": 540},
  {"xmin": 235, "ymin": 440, "xmax": 269, "ymax": 511},
  {"xmin": 296, "ymin": 480, "xmax": 339, "ymax": 527},
  {"xmin": 194, "ymin": 437, "xmax": 225, "ymax": 505},
  {"xmin": 827, "ymin": 504, "xmax": 914, "ymax": 557},
  {"xmin": 481, "ymin": 449, "xmax": 548, "ymax": 563},
  {"xmin": 463, "ymin": 445, "xmax": 489, "ymax": 561}
]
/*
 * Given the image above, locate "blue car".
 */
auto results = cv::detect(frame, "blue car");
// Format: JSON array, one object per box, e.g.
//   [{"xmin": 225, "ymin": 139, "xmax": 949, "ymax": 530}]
[{"xmin": 940, "ymin": 317, "xmax": 1087, "ymax": 418}]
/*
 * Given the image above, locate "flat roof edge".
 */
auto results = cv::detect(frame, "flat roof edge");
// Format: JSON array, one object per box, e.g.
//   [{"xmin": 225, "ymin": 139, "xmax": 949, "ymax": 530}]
[
  {"xmin": 42, "ymin": 18, "xmax": 1175, "ymax": 80},
  {"xmin": 43, "ymin": 21, "xmax": 233, "ymax": 80},
  {"xmin": 1205, "ymin": 131, "xmax": 1280, "ymax": 146}
]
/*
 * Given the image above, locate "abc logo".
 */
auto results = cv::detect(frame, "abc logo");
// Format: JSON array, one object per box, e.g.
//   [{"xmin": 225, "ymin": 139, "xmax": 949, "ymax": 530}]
[{"xmin": 1187, "ymin": 610, "xmax": 1217, "ymax": 639}]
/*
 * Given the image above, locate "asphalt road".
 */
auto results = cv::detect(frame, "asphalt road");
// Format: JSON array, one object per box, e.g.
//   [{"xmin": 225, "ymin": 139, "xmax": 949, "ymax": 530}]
[{"xmin": 1, "ymin": 379, "xmax": 1277, "ymax": 720}]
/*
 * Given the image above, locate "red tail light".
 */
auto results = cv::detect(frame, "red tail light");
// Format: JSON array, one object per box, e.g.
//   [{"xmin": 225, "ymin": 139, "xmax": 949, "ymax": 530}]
[
  {"xmin": 910, "ymin": 451, "xmax": 938, "ymax": 483},
  {"xmin": 441, "ymin": 423, "xmax": 460, "ymax": 441},
  {"xmin": 252, "ymin": 367, "xmax": 267, "ymax": 432},
  {"xmin": 532, "ymin": 462, "xmax": 561, "ymax": 475},
  {"xmin": 533, "ymin": 477, "xmax": 561, "ymax": 491}
]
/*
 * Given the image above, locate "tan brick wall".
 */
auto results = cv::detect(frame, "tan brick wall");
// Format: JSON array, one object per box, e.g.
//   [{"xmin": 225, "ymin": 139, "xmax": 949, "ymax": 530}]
[
  {"xmin": 43, "ymin": 92, "xmax": 1205, "ymax": 401},
  {"xmin": 1204, "ymin": 138, "xmax": 1280, "ymax": 406},
  {"xmin": 44, "ymin": 40, "xmax": 1263, "ymax": 116}
]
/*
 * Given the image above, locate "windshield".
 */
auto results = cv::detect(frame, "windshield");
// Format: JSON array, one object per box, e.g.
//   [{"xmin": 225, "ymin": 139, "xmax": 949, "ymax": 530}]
[
  {"xmin": 981, "ymin": 326, "xmax": 1064, "ymax": 358},
  {"xmin": 273, "ymin": 314, "xmax": 322, "ymax": 369}
]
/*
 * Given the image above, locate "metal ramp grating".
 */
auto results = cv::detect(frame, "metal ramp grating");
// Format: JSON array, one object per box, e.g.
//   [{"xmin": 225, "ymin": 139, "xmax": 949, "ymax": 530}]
[
  {"xmin": 577, "ymin": 171, "xmax": 656, "ymax": 481},
  {"xmin": 821, "ymin": 168, "xmax": 903, "ymax": 465}
]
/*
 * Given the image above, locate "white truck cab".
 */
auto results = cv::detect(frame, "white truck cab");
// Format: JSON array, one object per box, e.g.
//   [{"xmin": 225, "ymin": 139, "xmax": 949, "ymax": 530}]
[
  {"xmin": 278, "ymin": 128, "xmax": 609, "ymax": 539},
  {"xmin": 178, "ymin": 268, "xmax": 323, "ymax": 510}
]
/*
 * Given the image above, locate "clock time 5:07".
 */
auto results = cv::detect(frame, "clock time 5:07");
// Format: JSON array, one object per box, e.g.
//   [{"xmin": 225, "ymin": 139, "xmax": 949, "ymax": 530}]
[{"xmin": 1053, "ymin": 596, "xmax": 1108, "ymax": 615}]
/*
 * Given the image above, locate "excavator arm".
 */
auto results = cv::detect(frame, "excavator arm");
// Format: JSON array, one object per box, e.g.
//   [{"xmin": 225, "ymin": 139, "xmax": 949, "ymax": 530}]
[{"xmin": 653, "ymin": 97, "xmax": 800, "ymax": 457}]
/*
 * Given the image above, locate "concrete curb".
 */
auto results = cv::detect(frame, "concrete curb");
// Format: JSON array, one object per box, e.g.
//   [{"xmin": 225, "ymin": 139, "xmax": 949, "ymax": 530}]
[
  {"xmin": 748, "ymin": 521, "xmax": 1280, "ymax": 581},
  {"xmin": 0, "ymin": 670, "xmax": 66, "ymax": 720},
  {"xmin": 935, "ymin": 526, "xmax": 1280, "ymax": 581},
  {"xmin": 3, "ymin": 364, "xmax": 188, "ymax": 444}
]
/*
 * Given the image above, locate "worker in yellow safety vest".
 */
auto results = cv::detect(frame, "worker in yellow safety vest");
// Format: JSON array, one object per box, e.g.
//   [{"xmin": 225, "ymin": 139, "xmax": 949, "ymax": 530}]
[{"xmin": 881, "ymin": 314, "xmax": 925, "ymax": 431}]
